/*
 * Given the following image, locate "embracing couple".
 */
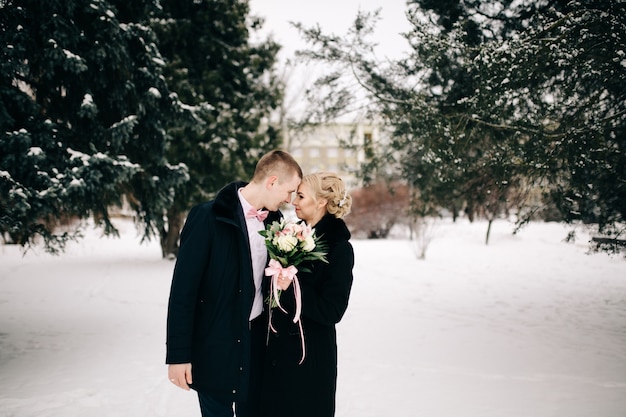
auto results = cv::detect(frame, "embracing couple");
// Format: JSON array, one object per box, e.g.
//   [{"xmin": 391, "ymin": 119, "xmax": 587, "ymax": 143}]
[{"xmin": 165, "ymin": 150, "xmax": 355, "ymax": 417}]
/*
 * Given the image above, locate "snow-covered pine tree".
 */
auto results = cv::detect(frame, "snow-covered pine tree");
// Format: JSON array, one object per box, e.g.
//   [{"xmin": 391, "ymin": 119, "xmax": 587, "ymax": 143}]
[
  {"xmin": 432, "ymin": 0, "xmax": 626, "ymax": 247},
  {"xmin": 151, "ymin": 0, "xmax": 283, "ymax": 258},
  {"xmin": 295, "ymin": 0, "xmax": 626, "ymax": 251},
  {"xmin": 0, "ymin": 0, "xmax": 188, "ymax": 252}
]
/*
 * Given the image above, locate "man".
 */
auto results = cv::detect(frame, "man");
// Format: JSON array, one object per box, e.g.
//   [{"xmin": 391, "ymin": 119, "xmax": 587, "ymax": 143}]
[{"xmin": 166, "ymin": 150, "xmax": 303, "ymax": 417}]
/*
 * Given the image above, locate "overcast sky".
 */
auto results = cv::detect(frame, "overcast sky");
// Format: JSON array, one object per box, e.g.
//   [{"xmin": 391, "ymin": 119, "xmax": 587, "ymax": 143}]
[{"xmin": 249, "ymin": 0, "xmax": 412, "ymax": 61}]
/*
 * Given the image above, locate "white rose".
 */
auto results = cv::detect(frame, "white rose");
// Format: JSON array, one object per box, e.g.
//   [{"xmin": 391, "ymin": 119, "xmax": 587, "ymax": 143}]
[
  {"xmin": 276, "ymin": 235, "xmax": 298, "ymax": 252},
  {"xmin": 302, "ymin": 235, "xmax": 315, "ymax": 252}
]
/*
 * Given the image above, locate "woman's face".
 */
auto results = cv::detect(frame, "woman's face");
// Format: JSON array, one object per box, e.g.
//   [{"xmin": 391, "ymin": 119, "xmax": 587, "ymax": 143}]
[{"xmin": 293, "ymin": 182, "xmax": 321, "ymax": 224}]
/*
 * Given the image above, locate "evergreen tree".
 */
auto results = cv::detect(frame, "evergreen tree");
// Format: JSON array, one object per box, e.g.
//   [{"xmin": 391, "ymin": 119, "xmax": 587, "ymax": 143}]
[
  {"xmin": 0, "ymin": 0, "xmax": 188, "ymax": 252},
  {"xmin": 413, "ymin": 0, "xmax": 626, "ymax": 245},
  {"xmin": 296, "ymin": 0, "xmax": 626, "ymax": 250},
  {"xmin": 471, "ymin": 1, "xmax": 626, "ymax": 247},
  {"xmin": 151, "ymin": 0, "xmax": 283, "ymax": 258}
]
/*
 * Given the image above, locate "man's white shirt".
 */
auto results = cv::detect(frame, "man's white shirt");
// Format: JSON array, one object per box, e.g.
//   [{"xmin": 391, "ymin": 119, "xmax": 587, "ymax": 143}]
[{"xmin": 238, "ymin": 189, "xmax": 268, "ymax": 321}]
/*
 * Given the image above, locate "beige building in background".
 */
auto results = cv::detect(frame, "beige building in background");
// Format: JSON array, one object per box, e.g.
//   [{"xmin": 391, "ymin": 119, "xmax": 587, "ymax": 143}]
[{"xmin": 283, "ymin": 122, "xmax": 381, "ymax": 189}]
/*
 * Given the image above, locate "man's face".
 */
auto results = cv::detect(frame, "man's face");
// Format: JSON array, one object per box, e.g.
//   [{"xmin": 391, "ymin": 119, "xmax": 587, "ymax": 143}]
[{"xmin": 266, "ymin": 174, "xmax": 301, "ymax": 211}]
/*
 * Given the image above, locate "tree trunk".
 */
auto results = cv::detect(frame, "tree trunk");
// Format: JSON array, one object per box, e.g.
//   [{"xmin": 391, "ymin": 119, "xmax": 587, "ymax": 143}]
[
  {"xmin": 485, "ymin": 218, "xmax": 493, "ymax": 245},
  {"xmin": 160, "ymin": 208, "xmax": 186, "ymax": 259},
  {"xmin": 466, "ymin": 203, "xmax": 475, "ymax": 222}
]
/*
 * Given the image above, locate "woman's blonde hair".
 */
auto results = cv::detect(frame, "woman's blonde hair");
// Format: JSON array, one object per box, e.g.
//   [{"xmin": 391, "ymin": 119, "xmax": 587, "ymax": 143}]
[{"xmin": 302, "ymin": 172, "xmax": 352, "ymax": 219}]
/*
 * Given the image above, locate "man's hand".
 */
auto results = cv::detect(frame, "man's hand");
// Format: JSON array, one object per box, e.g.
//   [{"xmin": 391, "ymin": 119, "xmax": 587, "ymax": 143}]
[{"xmin": 168, "ymin": 363, "xmax": 192, "ymax": 391}]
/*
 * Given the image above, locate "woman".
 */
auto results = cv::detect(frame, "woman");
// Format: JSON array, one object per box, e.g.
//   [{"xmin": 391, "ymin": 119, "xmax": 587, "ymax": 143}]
[{"xmin": 260, "ymin": 172, "xmax": 354, "ymax": 417}]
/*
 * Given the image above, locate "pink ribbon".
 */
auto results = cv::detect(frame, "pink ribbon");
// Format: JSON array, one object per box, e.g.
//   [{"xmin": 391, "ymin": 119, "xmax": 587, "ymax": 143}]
[
  {"xmin": 265, "ymin": 259, "xmax": 297, "ymax": 312},
  {"xmin": 265, "ymin": 259, "xmax": 306, "ymax": 364}
]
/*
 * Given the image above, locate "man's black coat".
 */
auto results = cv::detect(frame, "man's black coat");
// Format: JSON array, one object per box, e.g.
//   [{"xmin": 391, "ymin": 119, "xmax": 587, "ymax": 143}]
[{"xmin": 166, "ymin": 181, "xmax": 280, "ymax": 402}]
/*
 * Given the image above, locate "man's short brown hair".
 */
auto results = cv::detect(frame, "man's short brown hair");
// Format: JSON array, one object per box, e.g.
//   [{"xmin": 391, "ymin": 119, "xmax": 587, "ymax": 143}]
[{"xmin": 252, "ymin": 150, "xmax": 303, "ymax": 183}]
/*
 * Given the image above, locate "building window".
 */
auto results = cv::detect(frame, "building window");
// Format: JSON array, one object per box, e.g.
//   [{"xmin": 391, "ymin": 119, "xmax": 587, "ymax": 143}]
[{"xmin": 363, "ymin": 133, "xmax": 374, "ymax": 158}]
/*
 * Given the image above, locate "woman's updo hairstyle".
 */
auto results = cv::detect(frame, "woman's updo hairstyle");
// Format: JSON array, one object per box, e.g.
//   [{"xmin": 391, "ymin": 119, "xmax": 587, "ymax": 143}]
[{"xmin": 302, "ymin": 171, "xmax": 352, "ymax": 219}]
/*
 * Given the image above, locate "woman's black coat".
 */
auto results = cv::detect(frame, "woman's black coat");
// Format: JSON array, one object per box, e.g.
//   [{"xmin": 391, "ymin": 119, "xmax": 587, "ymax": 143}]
[
  {"xmin": 165, "ymin": 181, "xmax": 280, "ymax": 403},
  {"xmin": 260, "ymin": 214, "xmax": 354, "ymax": 417}
]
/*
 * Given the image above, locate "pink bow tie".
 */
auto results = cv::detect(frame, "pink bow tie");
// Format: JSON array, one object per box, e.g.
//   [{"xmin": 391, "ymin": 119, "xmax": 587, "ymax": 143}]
[{"xmin": 246, "ymin": 207, "xmax": 268, "ymax": 222}]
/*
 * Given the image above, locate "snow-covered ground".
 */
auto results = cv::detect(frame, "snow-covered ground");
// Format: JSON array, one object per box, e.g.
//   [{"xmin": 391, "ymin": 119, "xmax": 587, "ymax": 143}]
[{"xmin": 1, "ymin": 218, "xmax": 625, "ymax": 417}]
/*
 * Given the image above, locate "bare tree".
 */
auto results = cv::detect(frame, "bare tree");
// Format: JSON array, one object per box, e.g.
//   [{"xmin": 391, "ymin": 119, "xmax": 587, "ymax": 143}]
[{"xmin": 345, "ymin": 181, "xmax": 409, "ymax": 239}]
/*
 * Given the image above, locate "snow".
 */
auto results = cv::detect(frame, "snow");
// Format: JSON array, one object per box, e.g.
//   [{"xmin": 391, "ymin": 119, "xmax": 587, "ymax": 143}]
[
  {"xmin": 0, "ymin": 218, "xmax": 625, "ymax": 417},
  {"xmin": 8, "ymin": 188, "xmax": 27, "ymax": 200},
  {"xmin": 81, "ymin": 94, "xmax": 94, "ymax": 107},
  {"xmin": 62, "ymin": 49, "xmax": 82, "ymax": 61},
  {"xmin": 68, "ymin": 178, "xmax": 84, "ymax": 187},
  {"xmin": 151, "ymin": 58, "xmax": 166, "ymax": 67},
  {"xmin": 148, "ymin": 87, "xmax": 162, "ymax": 98},
  {"xmin": 66, "ymin": 147, "xmax": 89, "ymax": 162},
  {"xmin": 111, "ymin": 115, "xmax": 138, "ymax": 128},
  {"xmin": 27, "ymin": 147, "xmax": 43, "ymax": 156}
]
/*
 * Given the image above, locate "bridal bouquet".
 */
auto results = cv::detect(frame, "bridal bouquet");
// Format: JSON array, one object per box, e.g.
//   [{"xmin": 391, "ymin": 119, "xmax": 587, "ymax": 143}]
[
  {"xmin": 260, "ymin": 219, "xmax": 327, "ymax": 308},
  {"xmin": 260, "ymin": 219, "xmax": 327, "ymax": 363}
]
